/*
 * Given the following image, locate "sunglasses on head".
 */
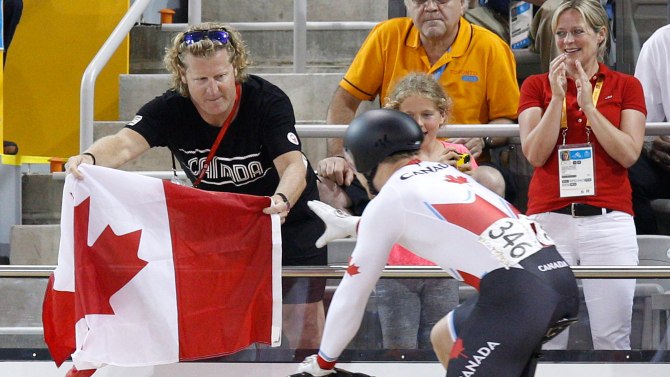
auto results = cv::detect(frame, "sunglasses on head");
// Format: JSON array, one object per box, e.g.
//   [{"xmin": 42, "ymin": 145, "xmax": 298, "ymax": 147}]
[{"xmin": 182, "ymin": 29, "xmax": 230, "ymax": 46}]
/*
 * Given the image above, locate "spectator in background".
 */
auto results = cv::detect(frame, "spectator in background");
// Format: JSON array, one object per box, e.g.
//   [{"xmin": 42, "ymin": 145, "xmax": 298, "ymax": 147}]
[
  {"xmin": 518, "ymin": 0, "xmax": 646, "ymax": 350},
  {"xmin": 64, "ymin": 22, "xmax": 327, "ymax": 349},
  {"xmin": 530, "ymin": 0, "xmax": 611, "ymax": 71},
  {"xmin": 629, "ymin": 24, "xmax": 670, "ymax": 235},
  {"xmin": 465, "ymin": 0, "xmax": 549, "ymax": 47},
  {"xmin": 319, "ymin": 0, "xmax": 519, "ymax": 204},
  {"xmin": 466, "ymin": 1, "xmax": 612, "ymax": 73},
  {"xmin": 2, "ymin": 0, "xmax": 23, "ymax": 155}
]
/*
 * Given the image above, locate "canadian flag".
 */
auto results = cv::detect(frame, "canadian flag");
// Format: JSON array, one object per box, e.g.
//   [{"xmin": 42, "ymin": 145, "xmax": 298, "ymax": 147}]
[{"xmin": 42, "ymin": 165, "xmax": 282, "ymax": 372}]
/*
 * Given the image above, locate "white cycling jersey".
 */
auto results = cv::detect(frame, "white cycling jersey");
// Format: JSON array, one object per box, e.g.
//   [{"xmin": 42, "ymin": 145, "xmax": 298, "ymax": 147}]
[{"xmin": 318, "ymin": 160, "xmax": 554, "ymax": 362}]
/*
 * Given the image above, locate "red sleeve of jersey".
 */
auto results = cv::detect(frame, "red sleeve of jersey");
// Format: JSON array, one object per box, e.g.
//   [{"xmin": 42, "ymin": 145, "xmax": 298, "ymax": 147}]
[
  {"xmin": 621, "ymin": 75, "xmax": 647, "ymax": 116},
  {"xmin": 518, "ymin": 74, "xmax": 548, "ymax": 116}
]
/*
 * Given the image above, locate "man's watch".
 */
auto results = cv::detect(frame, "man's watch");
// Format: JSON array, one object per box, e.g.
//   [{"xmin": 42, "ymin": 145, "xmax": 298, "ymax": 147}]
[{"xmin": 483, "ymin": 137, "xmax": 494, "ymax": 150}]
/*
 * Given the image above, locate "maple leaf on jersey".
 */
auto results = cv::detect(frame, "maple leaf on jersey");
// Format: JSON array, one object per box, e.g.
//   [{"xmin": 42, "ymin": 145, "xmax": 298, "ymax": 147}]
[
  {"xmin": 346, "ymin": 257, "xmax": 361, "ymax": 276},
  {"xmin": 445, "ymin": 175, "xmax": 468, "ymax": 184},
  {"xmin": 74, "ymin": 197, "xmax": 147, "ymax": 322},
  {"xmin": 450, "ymin": 338, "xmax": 468, "ymax": 360}
]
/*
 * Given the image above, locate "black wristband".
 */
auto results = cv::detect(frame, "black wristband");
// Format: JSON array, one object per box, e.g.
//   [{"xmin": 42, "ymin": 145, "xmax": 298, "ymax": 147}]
[
  {"xmin": 276, "ymin": 192, "xmax": 291, "ymax": 211},
  {"xmin": 82, "ymin": 152, "xmax": 96, "ymax": 165}
]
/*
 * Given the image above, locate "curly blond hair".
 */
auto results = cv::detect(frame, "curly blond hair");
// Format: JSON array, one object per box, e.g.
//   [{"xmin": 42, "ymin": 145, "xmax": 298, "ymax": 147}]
[
  {"xmin": 384, "ymin": 72, "xmax": 452, "ymax": 122},
  {"xmin": 164, "ymin": 22, "xmax": 251, "ymax": 97}
]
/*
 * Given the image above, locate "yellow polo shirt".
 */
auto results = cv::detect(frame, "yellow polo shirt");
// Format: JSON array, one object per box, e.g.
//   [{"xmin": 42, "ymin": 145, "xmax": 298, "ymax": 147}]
[{"xmin": 340, "ymin": 17, "xmax": 520, "ymax": 124}]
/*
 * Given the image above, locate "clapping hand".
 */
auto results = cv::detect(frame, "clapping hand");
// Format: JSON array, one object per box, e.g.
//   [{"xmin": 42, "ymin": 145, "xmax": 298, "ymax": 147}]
[
  {"xmin": 574, "ymin": 60, "xmax": 595, "ymax": 112},
  {"xmin": 549, "ymin": 54, "xmax": 568, "ymax": 100}
]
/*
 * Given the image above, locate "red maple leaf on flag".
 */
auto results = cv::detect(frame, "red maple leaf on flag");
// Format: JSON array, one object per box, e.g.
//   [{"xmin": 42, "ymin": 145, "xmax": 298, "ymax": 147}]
[
  {"xmin": 445, "ymin": 175, "xmax": 468, "ymax": 184},
  {"xmin": 74, "ymin": 197, "xmax": 147, "ymax": 322},
  {"xmin": 65, "ymin": 366, "xmax": 96, "ymax": 377}
]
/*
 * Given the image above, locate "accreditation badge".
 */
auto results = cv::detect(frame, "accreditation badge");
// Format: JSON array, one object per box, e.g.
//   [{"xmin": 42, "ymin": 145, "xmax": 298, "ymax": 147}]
[{"xmin": 558, "ymin": 144, "xmax": 595, "ymax": 198}]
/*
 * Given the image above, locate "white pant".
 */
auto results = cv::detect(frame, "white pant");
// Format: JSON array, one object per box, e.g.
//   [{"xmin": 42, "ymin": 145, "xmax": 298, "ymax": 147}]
[{"xmin": 530, "ymin": 211, "xmax": 638, "ymax": 350}]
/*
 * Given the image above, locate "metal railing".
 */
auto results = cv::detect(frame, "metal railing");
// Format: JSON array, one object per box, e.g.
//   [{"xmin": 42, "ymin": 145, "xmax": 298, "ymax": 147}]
[
  {"xmin": 3, "ymin": 264, "xmax": 670, "ymax": 279},
  {"xmin": 2, "ymin": 263, "xmax": 670, "ymax": 337},
  {"xmin": 293, "ymin": 122, "xmax": 670, "ymax": 138},
  {"xmin": 63, "ymin": 121, "xmax": 670, "ymax": 181},
  {"xmin": 80, "ymin": 0, "xmax": 153, "ymax": 152}
]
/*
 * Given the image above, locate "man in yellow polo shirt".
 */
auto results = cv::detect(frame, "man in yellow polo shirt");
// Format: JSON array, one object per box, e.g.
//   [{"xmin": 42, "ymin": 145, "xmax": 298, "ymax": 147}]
[{"xmin": 318, "ymin": 0, "xmax": 519, "ymax": 200}]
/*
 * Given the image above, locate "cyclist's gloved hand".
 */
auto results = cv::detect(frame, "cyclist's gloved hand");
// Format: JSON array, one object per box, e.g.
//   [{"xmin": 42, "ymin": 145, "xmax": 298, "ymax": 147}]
[{"xmin": 307, "ymin": 201, "xmax": 360, "ymax": 248}]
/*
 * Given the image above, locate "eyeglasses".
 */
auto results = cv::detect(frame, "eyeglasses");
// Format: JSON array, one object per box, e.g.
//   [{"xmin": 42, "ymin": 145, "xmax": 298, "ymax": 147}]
[
  {"xmin": 182, "ymin": 29, "xmax": 230, "ymax": 46},
  {"xmin": 555, "ymin": 29, "xmax": 588, "ymax": 40},
  {"xmin": 411, "ymin": 0, "xmax": 451, "ymax": 7}
]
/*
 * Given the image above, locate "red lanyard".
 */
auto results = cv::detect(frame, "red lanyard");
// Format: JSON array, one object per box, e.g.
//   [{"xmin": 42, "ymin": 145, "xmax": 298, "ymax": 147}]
[{"xmin": 193, "ymin": 83, "xmax": 241, "ymax": 188}]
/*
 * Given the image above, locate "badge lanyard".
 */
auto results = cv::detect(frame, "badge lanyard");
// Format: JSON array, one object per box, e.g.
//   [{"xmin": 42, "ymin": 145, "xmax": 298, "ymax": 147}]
[
  {"xmin": 193, "ymin": 83, "xmax": 242, "ymax": 188},
  {"xmin": 557, "ymin": 76, "xmax": 603, "ymax": 198},
  {"xmin": 560, "ymin": 76, "xmax": 604, "ymax": 145}
]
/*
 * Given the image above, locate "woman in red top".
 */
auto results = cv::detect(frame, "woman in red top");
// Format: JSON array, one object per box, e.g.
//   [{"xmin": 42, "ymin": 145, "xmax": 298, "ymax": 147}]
[{"xmin": 518, "ymin": 0, "xmax": 646, "ymax": 350}]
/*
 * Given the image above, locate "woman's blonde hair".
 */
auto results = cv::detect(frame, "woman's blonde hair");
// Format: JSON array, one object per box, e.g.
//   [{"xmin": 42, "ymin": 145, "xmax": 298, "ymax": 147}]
[
  {"xmin": 384, "ymin": 72, "xmax": 452, "ymax": 122},
  {"xmin": 551, "ymin": 0, "xmax": 610, "ymax": 62},
  {"xmin": 164, "ymin": 22, "xmax": 251, "ymax": 97}
]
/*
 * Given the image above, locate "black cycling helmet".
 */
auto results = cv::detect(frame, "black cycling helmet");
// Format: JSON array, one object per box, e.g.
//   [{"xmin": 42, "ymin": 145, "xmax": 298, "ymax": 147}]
[{"xmin": 343, "ymin": 108, "xmax": 423, "ymax": 175}]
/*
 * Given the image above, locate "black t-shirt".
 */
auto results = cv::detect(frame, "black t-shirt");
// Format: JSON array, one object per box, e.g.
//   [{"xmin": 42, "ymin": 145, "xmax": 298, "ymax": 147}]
[{"xmin": 126, "ymin": 75, "xmax": 324, "ymax": 262}]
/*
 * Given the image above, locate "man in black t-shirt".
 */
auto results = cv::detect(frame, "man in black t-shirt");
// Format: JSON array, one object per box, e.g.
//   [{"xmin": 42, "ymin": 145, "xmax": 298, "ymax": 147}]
[{"xmin": 65, "ymin": 22, "xmax": 326, "ymax": 349}]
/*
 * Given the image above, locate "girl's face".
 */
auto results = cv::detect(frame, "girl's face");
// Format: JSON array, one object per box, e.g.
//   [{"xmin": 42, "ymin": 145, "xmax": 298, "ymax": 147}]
[{"xmin": 398, "ymin": 94, "xmax": 446, "ymax": 147}]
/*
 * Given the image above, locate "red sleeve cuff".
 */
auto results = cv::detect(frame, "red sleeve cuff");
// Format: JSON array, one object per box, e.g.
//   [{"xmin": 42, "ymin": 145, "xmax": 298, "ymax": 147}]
[{"xmin": 317, "ymin": 354, "xmax": 337, "ymax": 370}]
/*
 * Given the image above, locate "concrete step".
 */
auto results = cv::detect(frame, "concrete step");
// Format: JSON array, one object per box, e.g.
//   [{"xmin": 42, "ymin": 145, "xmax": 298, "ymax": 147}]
[
  {"xmin": 10, "ymin": 224, "xmax": 60, "ymax": 265},
  {"xmin": 202, "ymin": 0, "xmax": 388, "ymax": 22},
  {"xmin": 131, "ymin": 1, "xmax": 388, "ymax": 73},
  {"xmin": 21, "ymin": 174, "xmax": 64, "ymax": 226},
  {"xmin": 0, "ymin": 277, "xmax": 48, "ymax": 348},
  {"xmin": 131, "ymin": 25, "xmax": 373, "ymax": 74}
]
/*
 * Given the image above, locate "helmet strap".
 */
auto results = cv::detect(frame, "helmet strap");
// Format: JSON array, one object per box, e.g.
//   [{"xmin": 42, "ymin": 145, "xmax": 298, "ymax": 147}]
[{"xmin": 363, "ymin": 166, "xmax": 379, "ymax": 196}]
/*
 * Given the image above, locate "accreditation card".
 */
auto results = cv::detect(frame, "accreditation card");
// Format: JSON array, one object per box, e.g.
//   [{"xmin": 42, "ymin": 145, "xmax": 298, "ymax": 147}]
[{"xmin": 558, "ymin": 144, "xmax": 595, "ymax": 198}]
